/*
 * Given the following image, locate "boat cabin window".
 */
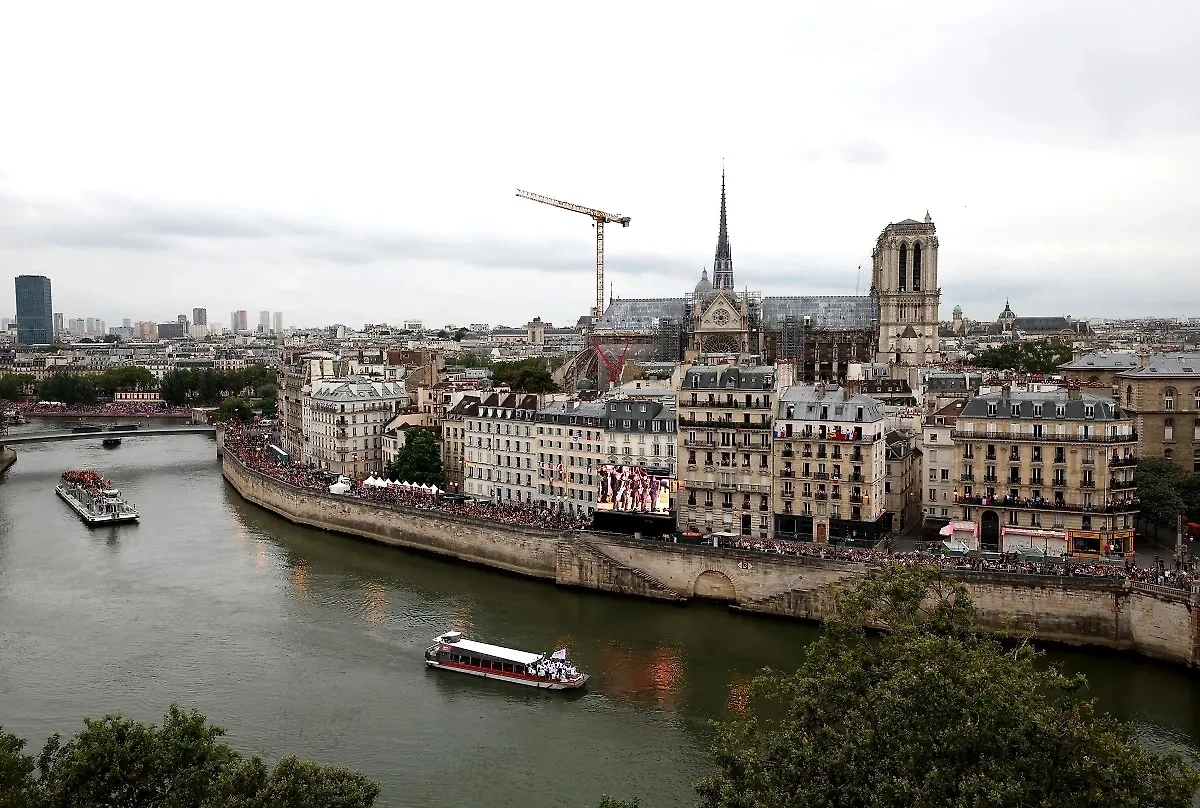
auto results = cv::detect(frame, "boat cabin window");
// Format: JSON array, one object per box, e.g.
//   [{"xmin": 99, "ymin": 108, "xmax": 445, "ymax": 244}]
[{"xmin": 502, "ymin": 663, "xmax": 514, "ymax": 673}]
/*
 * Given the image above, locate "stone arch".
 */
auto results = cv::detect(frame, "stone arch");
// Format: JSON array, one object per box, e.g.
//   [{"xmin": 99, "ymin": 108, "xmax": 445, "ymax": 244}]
[{"xmin": 693, "ymin": 570, "xmax": 737, "ymax": 601}]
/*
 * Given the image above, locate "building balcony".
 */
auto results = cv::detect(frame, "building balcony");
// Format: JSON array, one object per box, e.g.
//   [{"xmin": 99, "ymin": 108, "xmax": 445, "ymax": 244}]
[
  {"xmin": 1080, "ymin": 480, "xmax": 1096, "ymax": 488},
  {"xmin": 960, "ymin": 474, "xmax": 975, "ymax": 482},
  {"xmin": 815, "ymin": 492, "xmax": 828, "ymax": 501},
  {"xmin": 813, "ymin": 471, "xmax": 829, "ymax": 480},
  {"xmin": 780, "ymin": 469, "xmax": 795, "ymax": 477},
  {"xmin": 737, "ymin": 483, "xmax": 771, "ymax": 494},
  {"xmin": 801, "ymin": 450, "xmax": 813, "ymax": 458},
  {"xmin": 781, "ymin": 450, "xmax": 794, "ymax": 459},
  {"xmin": 1007, "ymin": 477, "xmax": 1023, "ymax": 485},
  {"xmin": 955, "ymin": 494, "xmax": 1139, "ymax": 514},
  {"xmin": 983, "ymin": 475, "xmax": 998, "ymax": 483},
  {"xmin": 849, "ymin": 473, "xmax": 864, "ymax": 483},
  {"xmin": 679, "ymin": 418, "xmax": 773, "ymax": 431},
  {"xmin": 952, "ymin": 430, "xmax": 1137, "ymax": 445},
  {"xmin": 1110, "ymin": 456, "xmax": 1138, "ymax": 467},
  {"xmin": 1110, "ymin": 478, "xmax": 1136, "ymax": 490},
  {"xmin": 681, "ymin": 438, "xmax": 716, "ymax": 449},
  {"xmin": 849, "ymin": 494, "xmax": 864, "ymax": 504},
  {"xmin": 781, "ymin": 490, "xmax": 794, "ymax": 500},
  {"xmin": 829, "ymin": 491, "xmax": 842, "ymax": 500}
]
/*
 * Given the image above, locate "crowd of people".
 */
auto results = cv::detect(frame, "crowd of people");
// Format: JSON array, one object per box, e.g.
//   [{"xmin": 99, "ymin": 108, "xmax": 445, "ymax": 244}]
[
  {"xmin": 727, "ymin": 535, "xmax": 1196, "ymax": 589},
  {"xmin": 222, "ymin": 422, "xmax": 1194, "ymax": 589},
  {"xmin": 224, "ymin": 423, "xmax": 591, "ymax": 531},
  {"xmin": 60, "ymin": 469, "xmax": 111, "ymax": 495},
  {"xmin": 17, "ymin": 401, "xmax": 193, "ymax": 417}
]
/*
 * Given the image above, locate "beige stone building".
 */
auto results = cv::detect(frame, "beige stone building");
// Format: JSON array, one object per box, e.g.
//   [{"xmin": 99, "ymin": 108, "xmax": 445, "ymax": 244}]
[
  {"xmin": 771, "ymin": 383, "xmax": 888, "ymax": 544},
  {"xmin": 677, "ymin": 363, "xmax": 775, "ymax": 538},
  {"xmin": 302, "ymin": 377, "xmax": 408, "ymax": 477},
  {"xmin": 278, "ymin": 349, "xmax": 336, "ymax": 461},
  {"xmin": 921, "ymin": 398, "xmax": 967, "ymax": 537},
  {"xmin": 440, "ymin": 395, "xmax": 481, "ymax": 494},
  {"xmin": 952, "ymin": 387, "xmax": 1137, "ymax": 557},
  {"xmin": 462, "ymin": 392, "xmax": 541, "ymax": 503},
  {"xmin": 885, "ymin": 431, "xmax": 920, "ymax": 535},
  {"xmin": 1118, "ymin": 354, "xmax": 1200, "ymax": 473},
  {"xmin": 871, "ymin": 214, "xmax": 942, "ymax": 381},
  {"xmin": 535, "ymin": 400, "xmax": 607, "ymax": 516}
]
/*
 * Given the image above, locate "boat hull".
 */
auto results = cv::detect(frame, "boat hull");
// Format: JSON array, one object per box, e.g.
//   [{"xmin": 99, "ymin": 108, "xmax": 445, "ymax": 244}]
[
  {"xmin": 425, "ymin": 659, "xmax": 589, "ymax": 690},
  {"xmin": 55, "ymin": 486, "xmax": 139, "ymax": 526}
]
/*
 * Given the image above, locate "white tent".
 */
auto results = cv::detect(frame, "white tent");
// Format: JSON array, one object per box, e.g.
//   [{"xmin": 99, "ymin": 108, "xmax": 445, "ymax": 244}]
[
  {"xmin": 386, "ymin": 479, "xmax": 398, "ymax": 487},
  {"xmin": 364, "ymin": 475, "xmax": 379, "ymax": 487},
  {"xmin": 329, "ymin": 482, "xmax": 351, "ymax": 495},
  {"xmin": 428, "ymin": 484, "xmax": 440, "ymax": 495}
]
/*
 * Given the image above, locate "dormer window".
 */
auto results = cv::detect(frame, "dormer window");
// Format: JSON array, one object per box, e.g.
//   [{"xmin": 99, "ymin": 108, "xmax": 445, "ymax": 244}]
[
  {"xmin": 1010, "ymin": 404, "xmax": 1020, "ymax": 417},
  {"xmin": 1033, "ymin": 404, "xmax": 1042, "ymax": 417},
  {"xmin": 987, "ymin": 403, "xmax": 997, "ymax": 416},
  {"xmin": 1084, "ymin": 405, "xmax": 1095, "ymax": 419},
  {"xmin": 1056, "ymin": 404, "xmax": 1065, "ymax": 418}
]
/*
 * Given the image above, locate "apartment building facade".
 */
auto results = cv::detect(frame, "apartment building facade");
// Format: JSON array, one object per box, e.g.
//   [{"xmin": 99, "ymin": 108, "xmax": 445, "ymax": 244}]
[
  {"xmin": 921, "ymin": 398, "xmax": 966, "ymax": 538},
  {"xmin": 677, "ymin": 364, "xmax": 775, "ymax": 538},
  {"xmin": 535, "ymin": 401, "xmax": 606, "ymax": 515},
  {"xmin": 953, "ymin": 387, "xmax": 1138, "ymax": 557},
  {"xmin": 1119, "ymin": 355, "xmax": 1200, "ymax": 473},
  {"xmin": 771, "ymin": 384, "xmax": 888, "ymax": 545},
  {"xmin": 462, "ymin": 393, "xmax": 541, "ymax": 503},
  {"xmin": 440, "ymin": 395, "xmax": 481, "ymax": 494},
  {"xmin": 302, "ymin": 377, "xmax": 408, "ymax": 477}
]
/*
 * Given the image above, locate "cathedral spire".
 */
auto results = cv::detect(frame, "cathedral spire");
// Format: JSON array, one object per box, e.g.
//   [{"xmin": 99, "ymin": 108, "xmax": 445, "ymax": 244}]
[{"xmin": 713, "ymin": 169, "xmax": 734, "ymax": 291}]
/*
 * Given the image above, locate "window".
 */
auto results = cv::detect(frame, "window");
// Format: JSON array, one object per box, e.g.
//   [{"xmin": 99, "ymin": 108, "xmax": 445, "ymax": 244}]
[
  {"xmin": 912, "ymin": 242, "xmax": 922, "ymax": 291},
  {"xmin": 929, "ymin": 487, "xmax": 937, "ymax": 501},
  {"xmin": 1194, "ymin": 450, "xmax": 1200, "ymax": 474},
  {"xmin": 1165, "ymin": 388, "xmax": 1176, "ymax": 411},
  {"xmin": 1165, "ymin": 418, "xmax": 1174, "ymax": 441},
  {"xmin": 1165, "ymin": 448, "xmax": 1174, "ymax": 460},
  {"xmin": 898, "ymin": 244, "xmax": 908, "ymax": 291}
]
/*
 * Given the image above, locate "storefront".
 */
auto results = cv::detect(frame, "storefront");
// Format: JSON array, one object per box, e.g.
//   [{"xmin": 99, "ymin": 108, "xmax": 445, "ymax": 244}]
[
  {"xmin": 938, "ymin": 521, "xmax": 980, "ymax": 551},
  {"xmin": 1068, "ymin": 530, "xmax": 1133, "ymax": 558},
  {"xmin": 1001, "ymin": 527, "xmax": 1069, "ymax": 557}
]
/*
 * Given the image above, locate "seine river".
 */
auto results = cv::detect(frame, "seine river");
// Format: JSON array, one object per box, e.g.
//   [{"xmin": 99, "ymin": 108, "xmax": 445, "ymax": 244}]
[{"xmin": 2, "ymin": 422, "xmax": 1200, "ymax": 807}]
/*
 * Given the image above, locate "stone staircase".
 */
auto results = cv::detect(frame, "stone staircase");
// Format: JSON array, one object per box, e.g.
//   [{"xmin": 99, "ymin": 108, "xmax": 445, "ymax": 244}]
[{"xmin": 559, "ymin": 536, "xmax": 684, "ymax": 602}]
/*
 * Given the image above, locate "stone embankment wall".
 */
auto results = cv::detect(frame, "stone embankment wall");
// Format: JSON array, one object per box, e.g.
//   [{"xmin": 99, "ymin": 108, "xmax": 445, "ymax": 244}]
[
  {"xmin": 221, "ymin": 450, "xmax": 1200, "ymax": 667},
  {"xmin": 221, "ymin": 451, "xmax": 559, "ymax": 579}
]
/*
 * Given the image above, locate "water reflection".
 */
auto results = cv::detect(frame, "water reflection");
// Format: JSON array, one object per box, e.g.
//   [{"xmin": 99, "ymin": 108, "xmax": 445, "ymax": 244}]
[
  {"xmin": 725, "ymin": 673, "xmax": 750, "ymax": 717},
  {"xmin": 364, "ymin": 582, "xmax": 388, "ymax": 626},
  {"xmin": 598, "ymin": 641, "xmax": 684, "ymax": 712},
  {"xmin": 291, "ymin": 561, "xmax": 309, "ymax": 597}
]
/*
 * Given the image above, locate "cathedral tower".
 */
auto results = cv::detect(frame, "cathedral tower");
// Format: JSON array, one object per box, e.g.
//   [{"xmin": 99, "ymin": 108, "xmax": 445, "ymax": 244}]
[
  {"xmin": 872, "ymin": 212, "xmax": 941, "ymax": 375},
  {"xmin": 712, "ymin": 170, "xmax": 734, "ymax": 291}
]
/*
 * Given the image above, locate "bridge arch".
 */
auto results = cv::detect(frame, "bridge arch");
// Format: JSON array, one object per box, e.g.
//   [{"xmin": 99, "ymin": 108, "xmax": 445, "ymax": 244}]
[{"xmin": 692, "ymin": 569, "xmax": 737, "ymax": 602}]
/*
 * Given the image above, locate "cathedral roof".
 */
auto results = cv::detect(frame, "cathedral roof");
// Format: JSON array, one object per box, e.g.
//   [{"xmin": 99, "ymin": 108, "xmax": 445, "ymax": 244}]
[
  {"xmin": 760, "ymin": 295, "xmax": 879, "ymax": 330},
  {"xmin": 694, "ymin": 268, "xmax": 713, "ymax": 295},
  {"xmin": 595, "ymin": 298, "xmax": 687, "ymax": 330}
]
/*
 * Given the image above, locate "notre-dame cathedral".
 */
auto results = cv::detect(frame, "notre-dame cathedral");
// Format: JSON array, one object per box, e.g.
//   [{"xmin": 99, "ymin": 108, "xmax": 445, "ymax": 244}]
[{"xmin": 592, "ymin": 173, "xmax": 942, "ymax": 385}]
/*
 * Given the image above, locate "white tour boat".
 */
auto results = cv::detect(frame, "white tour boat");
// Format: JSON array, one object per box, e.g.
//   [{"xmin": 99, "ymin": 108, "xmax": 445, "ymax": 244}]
[
  {"xmin": 425, "ymin": 631, "xmax": 589, "ymax": 690},
  {"xmin": 56, "ymin": 470, "xmax": 139, "ymax": 526}
]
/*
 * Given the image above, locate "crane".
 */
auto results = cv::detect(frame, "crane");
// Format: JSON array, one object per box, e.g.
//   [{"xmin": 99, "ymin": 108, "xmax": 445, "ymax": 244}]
[{"xmin": 516, "ymin": 189, "xmax": 630, "ymax": 319}]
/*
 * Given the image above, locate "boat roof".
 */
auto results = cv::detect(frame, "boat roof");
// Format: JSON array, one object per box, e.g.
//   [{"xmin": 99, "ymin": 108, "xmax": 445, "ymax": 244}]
[{"xmin": 439, "ymin": 635, "xmax": 542, "ymax": 665}]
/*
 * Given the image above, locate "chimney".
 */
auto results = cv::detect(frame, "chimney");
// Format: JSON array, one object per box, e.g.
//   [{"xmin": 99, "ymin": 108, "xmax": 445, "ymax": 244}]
[
  {"xmin": 1067, "ymin": 379, "xmax": 1082, "ymax": 401},
  {"xmin": 1138, "ymin": 350, "xmax": 1151, "ymax": 369}
]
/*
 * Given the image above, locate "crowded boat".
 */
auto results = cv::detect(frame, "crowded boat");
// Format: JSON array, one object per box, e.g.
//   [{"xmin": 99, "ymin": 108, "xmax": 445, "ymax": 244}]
[
  {"xmin": 424, "ymin": 631, "xmax": 589, "ymax": 690},
  {"xmin": 56, "ymin": 470, "xmax": 139, "ymax": 525}
]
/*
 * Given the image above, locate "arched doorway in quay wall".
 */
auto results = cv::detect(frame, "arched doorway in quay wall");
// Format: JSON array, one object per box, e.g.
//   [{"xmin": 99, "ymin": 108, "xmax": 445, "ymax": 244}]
[
  {"xmin": 981, "ymin": 510, "xmax": 1001, "ymax": 552},
  {"xmin": 693, "ymin": 570, "xmax": 737, "ymax": 601}
]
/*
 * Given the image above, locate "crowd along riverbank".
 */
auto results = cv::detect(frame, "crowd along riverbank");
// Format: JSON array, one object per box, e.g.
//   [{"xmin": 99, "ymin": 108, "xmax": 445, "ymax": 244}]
[{"xmin": 216, "ymin": 433, "xmax": 1200, "ymax": 669}]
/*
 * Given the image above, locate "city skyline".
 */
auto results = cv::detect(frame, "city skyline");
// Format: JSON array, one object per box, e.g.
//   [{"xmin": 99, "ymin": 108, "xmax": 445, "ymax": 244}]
[{"xmin": 0, "ymin": 3, "xmax": 1197, "ymax": 327}]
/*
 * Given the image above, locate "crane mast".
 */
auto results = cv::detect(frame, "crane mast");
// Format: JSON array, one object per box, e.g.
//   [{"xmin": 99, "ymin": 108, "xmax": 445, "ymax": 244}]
[{"xmin": 516, "ymin": 189, "xmax": 630, "ymax": 319}]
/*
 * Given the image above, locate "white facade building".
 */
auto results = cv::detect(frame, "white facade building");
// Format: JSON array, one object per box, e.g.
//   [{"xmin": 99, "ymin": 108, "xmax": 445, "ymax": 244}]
[
  {"xmin": 462, "ymin": 392, "xmax": 541, "ymax": 503},
  {"xmin": 302, "ymin": 377, "xmax": 408, "ymax": 477}
]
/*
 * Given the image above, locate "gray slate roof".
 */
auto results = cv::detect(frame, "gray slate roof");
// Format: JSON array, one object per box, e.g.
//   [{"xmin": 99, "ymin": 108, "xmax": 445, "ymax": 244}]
[
  {"xmin": 777, "ymin": 384, "xmax": 884, "ymax": 422},
  {"xmin": 1118, "ymin": 354, "xmax": 1200, "ymax": 377},
  {"xmin": 595, "ymin": 298, "xmax": 688, "ymax": 329},
  {"xmin": 683, "ymin": 364, "xmax": 775, "ymax": 391},
  {"xmin": 961, "ymin": 390, "xmax": 1128, "ymax": 421},
  {"xmin": 760, "ymin": 295, "xmax": 878, "ymax": 329},
  {"xmin": 1058, "ymin": 352, "xmax": 1141, "ymax": 371}
]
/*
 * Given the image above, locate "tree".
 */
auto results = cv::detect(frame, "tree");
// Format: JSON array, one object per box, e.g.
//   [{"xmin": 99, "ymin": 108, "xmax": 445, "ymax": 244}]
[
  {"xmin": 0, "ymin": 374, "xmax": 36, "ymax": 401},
  {"xmin": 491, "ymin": 358, "xmax": 557, "ymax": 393},
  {"xmin": 0, "ymin": 706, "xmax": 379, "ymax": 807},
  {"xmin": 678, "ymin": 565, "xmax": 1200, "ymax": 808},
  {"xmin": 973, "ymin": 340, "xmax": 1074, "ymax": 374},
  {"xmin": 453, "ymin": 327, "xmax": 469, "ymax": 341},
  {"xmin": 37, "ymin": 373, "xmax": 97, "ymax": 406},
  {"xmin": 385, "ymin": 429, "xmax": 443, "ymax": 486},
  {"xmin": 159, "ymin": 370, "xmax": 190, "ymax": 406},
  {"xmin": 217, "ymin": 396, "xmax": 253, "ymax": 422}
]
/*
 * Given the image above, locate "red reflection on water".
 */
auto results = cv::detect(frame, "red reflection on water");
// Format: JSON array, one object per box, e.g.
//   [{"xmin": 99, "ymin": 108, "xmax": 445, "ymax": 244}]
[
  {"xmin": 726, "ymin": 673, "xmax": 750, "ymax": 717},
  {"xmin": 596, "ymin": 641, "xmax": 683, "ymax": 712},
  {"xmin": 448, "ymin": 603, "xmax": 472, "ymax": 633}
]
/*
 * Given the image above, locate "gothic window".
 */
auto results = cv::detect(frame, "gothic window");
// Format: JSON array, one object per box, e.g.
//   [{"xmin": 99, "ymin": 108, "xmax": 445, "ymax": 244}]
[
  {"xmin": 912, "ymin": 242, "xmax": 922, "ymax": 291},
  {"xmin": 898, "ymin": 244, "xmax": 907, "ymax": 291}
]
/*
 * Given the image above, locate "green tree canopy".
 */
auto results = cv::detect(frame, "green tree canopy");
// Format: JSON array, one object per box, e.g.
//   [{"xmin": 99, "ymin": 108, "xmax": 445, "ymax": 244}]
[
  {"xmin": 0, "ymin": 706, "xmax": 379, "ymax": 808},
  {"xmin": 217, "ymin": 396, "xmax": 254, "ymax": 422},
  {"xmin": 491, "ymin": 358, "xmax": 557, "ymax": 393},
  {"xmin": 37, "ymin": 373, "xmax": 98, "ymax": 406},
  {"xmin": 973, "ymin": 340, "xmax": 1074, "ymax": 374},
  {"xmin": 663, "ymin": 564, "xmax": 1200, "ymax": 808},
  {"xmin": 0, "ymin": 373, "xmax": 36, "ymax": 401},
  {"xmin": 385, "ymin": 428, "xmax": 443, "ymax": 487}
]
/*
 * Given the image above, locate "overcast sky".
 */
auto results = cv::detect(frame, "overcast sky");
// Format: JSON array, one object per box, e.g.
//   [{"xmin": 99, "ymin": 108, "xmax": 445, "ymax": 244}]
[{"xmin": 2, "ymin": 1, "xmax": 1198, "ymax": 329}]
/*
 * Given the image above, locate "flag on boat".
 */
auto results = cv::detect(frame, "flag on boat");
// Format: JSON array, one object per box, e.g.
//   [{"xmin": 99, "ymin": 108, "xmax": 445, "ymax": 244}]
[{"xmin": 551, "ymin": 648, "xmax": 568, "ymax": 660}]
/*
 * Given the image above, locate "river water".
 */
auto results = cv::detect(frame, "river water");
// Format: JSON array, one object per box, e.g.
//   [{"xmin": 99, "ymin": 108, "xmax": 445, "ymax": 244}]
[{"xmin": 1, "ymin": 423, "xmax": 1199, "ymax": 807}]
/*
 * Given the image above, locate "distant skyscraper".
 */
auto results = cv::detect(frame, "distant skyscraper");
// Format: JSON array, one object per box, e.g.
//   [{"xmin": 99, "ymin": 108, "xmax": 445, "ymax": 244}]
[
  {"xmin": 14, "ymin": 275, "xmax": 53, "ymax": 344},
  {"xmin": 122, "ymin": 318, "xmax": 132, "ymax": 329},
  {"xmin": 85, "ymin": 317, "xmax": 96, "ymax": 334},
  {"xmin": 53, "ymin": 312, "xmax": 64, "ymax": 335},
  {"xmin": 68, "ymin": 318, "xmax": 85, "ymax": 334},
  {"xmin": 259, "ymin": 310, "xmax": 271, "ymax": 333},
  {"xmin": 93, "ymin": 319, "xmax": 106, "ymax": 336},
  {"xmin": 192, "ymin": 308, "xmax": 207, "ymax": 327},
  {"xmin": 177, "ymin": 314, "xmax": 188, "ymax": 325},
  {"xmin": 230, "ymin": 310, "xmax": 249, "ymax": 333},
  {"xmin": 272, "ymin": 311, "xmax": 283, "ymax": 334}
]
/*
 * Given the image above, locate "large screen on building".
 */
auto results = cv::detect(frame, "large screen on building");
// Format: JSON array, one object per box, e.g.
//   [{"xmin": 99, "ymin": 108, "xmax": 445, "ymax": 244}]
[{"xmin": 596, "ymin": 464, "xmax": 672, "ymax": 515}]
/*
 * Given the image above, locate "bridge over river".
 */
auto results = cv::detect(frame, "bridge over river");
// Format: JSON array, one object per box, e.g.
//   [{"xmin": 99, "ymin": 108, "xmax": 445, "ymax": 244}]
[{"xmin": 1, "ymin": 425, "xmax": 216, "ymax": 445}]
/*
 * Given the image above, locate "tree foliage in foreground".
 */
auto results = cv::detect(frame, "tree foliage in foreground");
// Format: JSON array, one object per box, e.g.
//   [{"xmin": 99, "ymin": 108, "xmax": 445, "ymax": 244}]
[
  {"xmin": 611, "ymin": 565, "xmax": 1200, "ymax": 808},
  {"xmin": 0, "ymin": 706, "xmax": 378, "ymax": 808}
]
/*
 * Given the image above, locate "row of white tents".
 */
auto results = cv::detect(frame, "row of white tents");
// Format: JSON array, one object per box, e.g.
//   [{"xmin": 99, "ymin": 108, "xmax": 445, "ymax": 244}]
[{"xmin": 363, "ymin": 475, "xmax": 441, "ymax": 494}]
